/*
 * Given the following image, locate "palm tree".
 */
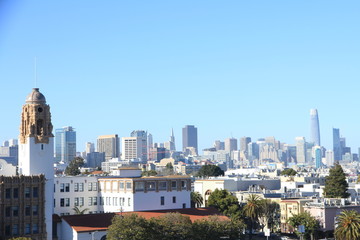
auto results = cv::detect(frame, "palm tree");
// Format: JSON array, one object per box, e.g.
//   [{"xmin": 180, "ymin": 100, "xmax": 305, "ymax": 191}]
[
  {"xmin": 335, "ymin": 210, "xmax": 360, "ymax": 240},
  {"xmin": 243, "ymin": 194, "xmax": 263, "ymax": 240},
  {"xmin": 72, "ymin": 206, "xmax": 89, "ymax": 215},
  {"xmin": 191, "ymin": 191, "xmax": 203, "ymax": 208}
]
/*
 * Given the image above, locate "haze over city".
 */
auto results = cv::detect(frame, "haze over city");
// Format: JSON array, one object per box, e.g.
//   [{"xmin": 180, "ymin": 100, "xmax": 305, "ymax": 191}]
[{"xmin": 1, "ymin": 1, "xmax": 360, "ymax": 152}]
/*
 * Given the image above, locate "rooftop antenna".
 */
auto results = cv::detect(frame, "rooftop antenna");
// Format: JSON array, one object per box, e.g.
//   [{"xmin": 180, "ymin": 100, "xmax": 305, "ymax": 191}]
[{"xmin": 34, "ymin": 57, "xmax": 38, "ymax": 88}]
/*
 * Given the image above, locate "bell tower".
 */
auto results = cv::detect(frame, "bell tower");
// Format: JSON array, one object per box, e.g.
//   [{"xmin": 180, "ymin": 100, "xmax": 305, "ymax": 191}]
[{"xmin": 18, "ymin": 88, "xmax": 54, "ymax": 240}]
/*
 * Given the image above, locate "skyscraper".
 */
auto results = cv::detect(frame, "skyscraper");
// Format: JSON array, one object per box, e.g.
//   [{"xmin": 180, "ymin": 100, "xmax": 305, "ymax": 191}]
[
  {"xmin": 225, "ymin": 138, "xmax": 238, "ymax": 152},
  {"xmin": 55, "ymin": 126, "xmax": 76, "ymax": 163},
  {"xmin": 295, "ymin": 137, "xmax": 306, "ymax": 164},
  {"xmin": 240, "ymin": 137, "xmax": 251, "ymax": 152},
  {"xmin": 333, "ymin": 128, "xmax": 342, "ymax": 161},
  {"xmin": 130, "ymin": 130, "xmax": 148, "ymax": 162},
  {"xmin": 97, "ymin": 134, "xmax": 120, "ymax": 160},
  {"xmin": 18, "ymin": 88, "xmax": 54, "ymax": 239},
  {"xmin": 182, "ymin": 125, "xmax": 198, "ymax": 154},
  {"xmin": 310, "ymin": 109, "xmax": 321, "ymax": 146},
  {"xmin": 315, "ymin": 147, "xmax": 322, "ymax": 169}
]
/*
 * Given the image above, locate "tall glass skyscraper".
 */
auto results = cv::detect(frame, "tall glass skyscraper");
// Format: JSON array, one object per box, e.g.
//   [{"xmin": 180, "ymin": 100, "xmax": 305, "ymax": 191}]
[
  {"xmin": 333, "ymin": 128, "xmax": 342, "ymax": 161},
  {"xmin": 310, "ymin": 109, "xmax": 321, "ymax": 146},
  {"xmin": 55, "ymin": 126, "xmax": 76, "ymax": 163}
]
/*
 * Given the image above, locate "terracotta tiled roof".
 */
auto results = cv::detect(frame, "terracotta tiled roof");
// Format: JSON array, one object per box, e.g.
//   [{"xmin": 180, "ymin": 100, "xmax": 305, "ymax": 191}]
[
  {"xmin": 61, "ymin": 213, "xmax": 115, "ymax": 232},
  {"xmin": 61, "ymin": 208, "xmax": 228, "ymax": 233}
]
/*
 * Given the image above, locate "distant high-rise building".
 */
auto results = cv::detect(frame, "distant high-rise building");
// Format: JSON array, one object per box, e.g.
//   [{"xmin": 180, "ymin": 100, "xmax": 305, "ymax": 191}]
[
  {"xmin": 248, "ymin": 142, "xmax": 259, "ymax": 159},
  {"xmin": 86, "ymin": 152, "xmax": 105, "ymax": 168},
  {"xmin": 164, "ymin": 129, "xmax": 176, "ymax": 152},
  {"xmin": 314, "ymin": 147, "xmax": 322, "ymax": 169},
  {"xmin": 55, "ymin": 126, "xmax": 76, "ymax": 163},
  {"xmin": 130, "ymin": 130, "xmax": 148, "ymax": 162},
  {"xmin": 295, "ymin": 137, "xmax": 306, "ymax": 164},
  {"xmin": 326, "ymin": 150, "xmax": 334, "ymax": 166},
  {"xmin": 225, "ymin": 138, "xmax": 238, "ymax": 152},
  {"xmin": 333, "ymin": 128, "xmax": 342, "ymax": 161},
  {"xmin": 85, "ymin": 142, "xmax": 95, "ymax": 154},
  {"xmin": 147, "ymin": 133, "xmax": 153, "ymax": 160},
  {"xmin": 214, "ymin": 140, "xmax": 225, "ymax": 151},
  {"xmin": 122, "ymin": 137, "xmax": 144, "ymax": 161},
  {"xmin": 182, "ymin": 125, "xmax": 198, "ymax": 155},
  {"xmin": 310, "ymin": 109, "xmax": 321, "ymax": 146},
  {"xmin": 240, "ymin": 137, "xmax": 251, "ymax": 152},
  {"xmin": 97, "ymin": 134, "xmax": 120, "ymax": 160}
]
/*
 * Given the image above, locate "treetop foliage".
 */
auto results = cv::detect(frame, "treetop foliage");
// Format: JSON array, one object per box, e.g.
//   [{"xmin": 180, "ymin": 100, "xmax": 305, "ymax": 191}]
[
  {"xmin": 323, "ymin": 163, "xmax": 350, "ymax": 198},
  {"xmin": 280, "ymin": 168, "xmax": 297, "ymax": 176},
  {"xmin": 207, "ymin": 189, "xmax": 241, "ymax": 220},
  {"xmin": 65, "ymin": 157, "xmax": 85, "ymax": 176},
  {"xmin": 197, "ymin": 165, "xmax": 224, "ymax": 177}
]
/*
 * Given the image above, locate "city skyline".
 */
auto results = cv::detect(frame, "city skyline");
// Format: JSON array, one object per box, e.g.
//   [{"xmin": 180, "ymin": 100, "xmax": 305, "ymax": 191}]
[{"xmin": 1, "ymin": 1, "xmax": 360, "ymax": 152}]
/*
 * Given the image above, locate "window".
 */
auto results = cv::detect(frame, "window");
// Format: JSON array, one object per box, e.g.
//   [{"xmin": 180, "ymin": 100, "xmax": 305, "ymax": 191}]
[
  {"xmin": 32, "ymin": 224, "xmax": 39, "ymax": 234},
  {"xmin": 159, "ymin": 181, "xmax": 167, "ymax": 190},
  {"xmin": 12, "ymin": 206, "xmax": 19, "ymax": 217},
  {"xmin": 147, "ymin": 182, "xmax": 156, "ymax": 191},
  {"xmin": 5, "ymin": 225, "xmax": 11, "ymax": 236},
  {"xmin": 5, "ymin": 188, "xmax": 11, "ymax": 199},
  {"xmin": 126, "ymin": 182, "xmax": 132, "ymax": 189},
  {"xmin": 99, "ymin": 197, "xmax": 104, "ymax": 206},
  {"xmin": 74, "ymin": 198, "xmax": 79, "ymax": 206},
  {"xmin": 5, "ymin": 207, "xmax": 11, "ymax": 217},
  {"xmin": 13, "ymin": 188, "xmax": 19, "ymax": 198},
  {"xmin": 88, "ymin": 197, "xmax": 93, "ymax": 206},
  {"xmin": 119, "ymin": 182, "xmax": 124, "ymax": 189},
  {"xmin": 79, "ymin": 197, "xmax": 84, "ymax": 206},
  {"xmin": 128, "ymin": 197, "xmax": 131, "ymax": 206},
  {"xmin": 88, "ymin": 182, "xmax": 92, "ymax": 191},
  {"xmin": 60, "ymin": 183, "xmax": 65, "ymax": 192},
  {"xmin": 93, "ymin": 182, "xmax": 98, "ymax": 191},
  {"xmin": 74, "ymin": 183, "xmax": 79, "ymax": 192},
  {"xmin": 60, "ymin": 198, "xmax": 65, "ymax": 207},
  {"xmin": 65, "ymin": 198, "xmax": 70, "ymax": 207},
  {"xmin": 25, "ymin": 187, "xmax": 31, "ymax": 198},
  {"xmin": 25, "ymin": 224, "xmax": 31, "ymax": 234},
  {"xmin": 171, "ymin": 181, "xmax": 177, "ymax": 190},
  {"xmin": 65, "ymin": 183, "xmax": 70, "ymax": 192},
  {"xmin": 113, "ymin": 197, "xmax": 117, "ymax": 206},
  {"xmin": 173, "ymin": 196, "xmax": 176, "ymax": 203},
  {"xmin": 33, "ymin": 187, "xmax": 38, "ymax": 198},
  {"xmin": 135, "ymin": 182, "xmax": 144, "ymax": 192},
  {"xmin": 161, "ymin": 196, "xmax": 165, "ymax": 205},
  {"xmin": 25, "ymin": 205, "xmax": 31, "ymax": 216},
  {"xmin": 181, "ymin": 180, "xmax": 187, "ymax": 189},
  {"xmin": 12, "ymin": 224, "xmax": 19, "ymax": 236},
  {"xmin": 93, "ymin": 197, "xmax": 98, "ymax": 206},
  {"xmin": 182, "ymin": 203, "xmax": 186, "ymax": 208},
  {"xmin": 79, "ymin": 183, "xmax": 84, "ymax": 192},
  {"xmin": 32, "ymin": 205, "xmax": 38, "ymax": 216}
]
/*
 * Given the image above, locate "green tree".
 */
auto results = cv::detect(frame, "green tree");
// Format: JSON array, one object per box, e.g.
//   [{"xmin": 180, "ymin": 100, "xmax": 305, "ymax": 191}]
[
  {"xmin": 323, "ymin": 163, "xmax": 350, "ymax": 198},
  {"xmin": 151, "ymin": 212, "xmax": 193, "ymax": 240},
  {"xmin": 197, "ymin": 165, "xmax": 224, "ymax": 177},
  {"xmin": 10, "ymin": 238, "xmax": 32, "ymax": 240},
  {"xmin": 287, "ymin": 211, "xmax": 320, "ymax": 240},
  {"xmin": 334, "ymin": 210, "xmax": 360, "ymax": 240},
  {"xmin": 65, "ymin": 157, "xmax": 85, "ymax": 176},
  {"xmin": 207, "ymin": 189, "xmax": 241, "ymax": 219},
  {"xmin": 141, "ymin": 170, "xmax": 158, "ymax": 177},
  {"xmin": 243, "ymin": 194, "xmax": 263, "ymax": 240},
  {"xmin": 72, "ymin": 206, "xmax": 89, "ymax": 215},
  {"xmin": 280, "ymin": 168, "xmax": 297, "ymax": 176},
  {"xmin": 107, "ymin": 214, "xmax": 154, "ymax": 240},
  {"xmin": 192, "ymin": 215, "xmax": 245, "ymax": 240},
  {"xmin": 258, "ymin": 199, "xmax": 280, "ymax": 232},
  {"xmin": 191, "ymin": 191, "xmax": 204, "ymax": 208}
]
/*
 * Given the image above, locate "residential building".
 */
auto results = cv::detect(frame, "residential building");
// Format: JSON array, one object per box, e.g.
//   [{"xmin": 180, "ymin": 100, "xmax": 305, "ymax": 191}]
[
  {"xmin": 280, "ymin": 199, "xmax": 313, "ymax": 233},
  {"xmin": 97, "ymin": 135, "xmax": 120, "ymax": 160},
  {"xmin": 55, "ymin": 126, "xmax": 76, "ymax": 163}
]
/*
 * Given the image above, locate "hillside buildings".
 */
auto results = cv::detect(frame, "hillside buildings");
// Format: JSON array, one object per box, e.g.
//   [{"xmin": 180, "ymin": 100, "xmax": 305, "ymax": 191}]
[
  {"xmin": 55, "ymin": 126, "xmax": 76, "ymax": 164},
  {"xmin": 97, "ymin": 135, "xmax": 120, "ymax": 160}
]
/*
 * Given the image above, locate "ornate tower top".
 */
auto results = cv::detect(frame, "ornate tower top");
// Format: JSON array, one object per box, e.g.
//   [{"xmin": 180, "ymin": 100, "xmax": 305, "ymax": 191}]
[{"xmin": 19, "ymin": 88, "xmax": 54, "ymax": 144}]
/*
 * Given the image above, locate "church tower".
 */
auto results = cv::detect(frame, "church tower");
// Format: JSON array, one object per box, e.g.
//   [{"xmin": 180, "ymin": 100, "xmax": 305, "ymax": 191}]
[{"xmin": 18, "ymin": 88, "xmax": 54, "ymax": 240}]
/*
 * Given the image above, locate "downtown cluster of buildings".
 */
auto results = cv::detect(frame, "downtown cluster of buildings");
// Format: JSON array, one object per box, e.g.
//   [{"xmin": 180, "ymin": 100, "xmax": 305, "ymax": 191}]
[{"xmin": 1, "ymin": 88, "xmax": 360, "ymax": 240}]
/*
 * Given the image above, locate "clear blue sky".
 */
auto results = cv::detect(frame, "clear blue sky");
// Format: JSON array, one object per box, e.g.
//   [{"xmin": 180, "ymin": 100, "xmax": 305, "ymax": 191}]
[{"xmin": 1, "ymin": 1, "xmax": 359, "ymax": 152}]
